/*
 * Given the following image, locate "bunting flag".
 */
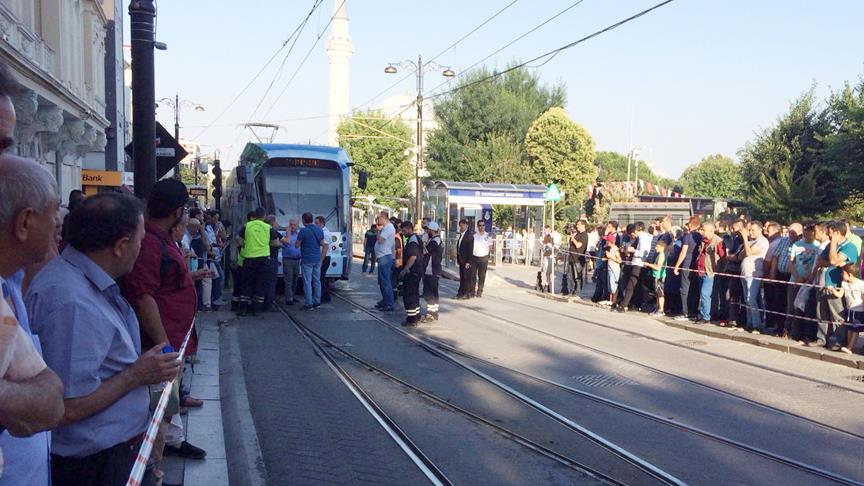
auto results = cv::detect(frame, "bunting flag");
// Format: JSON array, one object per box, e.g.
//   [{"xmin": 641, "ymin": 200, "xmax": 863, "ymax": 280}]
[
  {"xmin": 639, "ymin": 180, "xmax": 645, "ymax": 194},
  {"xmin": 660, "ymin": 187, "xmax": 668, "ymax": 197},
  {"xmin": 646, "ymin": 182, "xmax": 654, "ymax": 194},
  {"xmin": 672, "ymin": 192, "xmax": 680, "ymax": 198}
]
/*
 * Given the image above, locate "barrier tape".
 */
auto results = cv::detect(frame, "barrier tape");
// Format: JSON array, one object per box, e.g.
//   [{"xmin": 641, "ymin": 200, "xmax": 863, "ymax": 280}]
[
  {"xmin": 552, "ymin": 246, "xmax": 839, "ymax": 291},
  {"xmin": 126, "ymin": 320, "xmax": 196, "ymax": 486},
  {"xmin": 548, "ymin": 247, "xmax": 864, "ymax": 329}
]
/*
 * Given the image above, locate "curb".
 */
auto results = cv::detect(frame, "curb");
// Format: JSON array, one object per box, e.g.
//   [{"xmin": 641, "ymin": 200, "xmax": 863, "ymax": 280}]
[
  {"xmin": 220, "ymin": 323, "xmax": 269, "ymax": 486},
  {"xmin": 526, "ymin": 290, "xmax": 864, "ymax": 370}
]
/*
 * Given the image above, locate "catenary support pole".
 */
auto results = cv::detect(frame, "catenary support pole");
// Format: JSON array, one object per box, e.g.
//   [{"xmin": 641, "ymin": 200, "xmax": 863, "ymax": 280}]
[{"xmin": 129, "ymin": 0, "xmax": 157, "ymax": 199}]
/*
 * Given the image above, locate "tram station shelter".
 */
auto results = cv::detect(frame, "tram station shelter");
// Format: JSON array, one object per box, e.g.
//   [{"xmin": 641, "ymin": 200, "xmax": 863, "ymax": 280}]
[{"xmin": 422, "ymin": 180, "xmax": 548, "ymax": 267}]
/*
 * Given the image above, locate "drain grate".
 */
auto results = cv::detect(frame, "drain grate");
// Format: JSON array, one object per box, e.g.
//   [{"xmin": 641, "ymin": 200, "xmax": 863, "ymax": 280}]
[
  {"xmin": 816, "ymin": 383, "xmax": 848, "ymax": 392},
  {"xmin": 571, "ymin": 374, "xmax": 638, "ymax": 387},
  {"xmin": 675, "ymin": 340, "xmax": 708, "ymax": 347},
  {"xmin": 850, "ymin": 375, "xmax": 864, "ymax": 383}
]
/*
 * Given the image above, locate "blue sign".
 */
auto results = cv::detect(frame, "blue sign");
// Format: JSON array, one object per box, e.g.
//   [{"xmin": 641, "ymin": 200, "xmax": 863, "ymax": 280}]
[{"xmin": 448, "ymin": 189, "xmax": 545, "ymax": 199}]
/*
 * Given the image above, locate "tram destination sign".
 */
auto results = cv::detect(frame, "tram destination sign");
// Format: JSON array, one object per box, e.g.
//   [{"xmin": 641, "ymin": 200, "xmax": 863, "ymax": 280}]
[{"xmin": 269, "ymin": 157, "xmax": 339, "ymax": 170}]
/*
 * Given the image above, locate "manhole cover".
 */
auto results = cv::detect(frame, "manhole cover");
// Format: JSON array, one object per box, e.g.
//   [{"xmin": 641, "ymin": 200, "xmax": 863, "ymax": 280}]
[
  {"xmin": 571, "ymin": 374, "xmax": 637, "ymax": 387},
  {"xmin": 675, "ymin": 340, "xmax": 708, "ymax": 347}
]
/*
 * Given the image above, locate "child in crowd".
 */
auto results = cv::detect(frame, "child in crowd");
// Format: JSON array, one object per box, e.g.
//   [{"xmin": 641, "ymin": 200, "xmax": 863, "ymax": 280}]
[
  {"xmin": 839, "ymin": 263, "xmax": 864, "ymax": 354},
  {"xmin": 646, "ymin": 239, "xmax": 668, "ymax": 317},
  {"xmin": 606, "ymin": 239, "xmax": 622, "ymax": 305}
]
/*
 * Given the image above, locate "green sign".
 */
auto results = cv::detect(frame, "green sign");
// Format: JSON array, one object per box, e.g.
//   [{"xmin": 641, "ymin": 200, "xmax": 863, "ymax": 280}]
[{"xmin": 544, "ymin": 183, "xmax": 563, "ymax": 202}]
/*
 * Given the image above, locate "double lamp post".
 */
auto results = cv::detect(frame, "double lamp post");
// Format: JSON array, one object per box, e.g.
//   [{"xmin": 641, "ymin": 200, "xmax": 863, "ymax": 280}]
[{"xmin": 384, "ymin": 55, "xmax": 454, "ymax": 220}]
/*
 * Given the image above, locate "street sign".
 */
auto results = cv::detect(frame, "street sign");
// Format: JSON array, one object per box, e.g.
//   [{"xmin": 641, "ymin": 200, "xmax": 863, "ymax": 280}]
[
  {"xmin": 125, "ymin": 122, "xmax": 188, "ymax": 179},
  {"xmin": 544, "ymin": 183, "xmax": 563, "ymax": 202},
  {"xmin": 188, "ymin": 185, "xmax": 207, "ymax": 197}
]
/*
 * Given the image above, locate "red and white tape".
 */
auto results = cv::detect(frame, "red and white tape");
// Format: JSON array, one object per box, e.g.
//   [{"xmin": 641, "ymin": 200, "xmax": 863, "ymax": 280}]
[{"xmin": 126, "ymin": 320, "xmax": 196, "ymax": 486}]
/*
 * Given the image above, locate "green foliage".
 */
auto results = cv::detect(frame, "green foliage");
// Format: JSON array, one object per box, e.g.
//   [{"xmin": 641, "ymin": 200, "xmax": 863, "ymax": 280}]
[
  {"xmin": 594, "ymin": 151, "xmax": 668, "ymax": 186},
  {"xmin": 177, "ymin": 163, "xmax": 200, "ymax": 188},
  {"xmin": 679, "ymin": 154, "xmax": 743, "ymax": 199},
  {"xmin": 524, "ymin": 107, "xmax": 596, "ymax": 207},
  {"xmin": 738, "ymin": 87, "xmax": 833, "ymax": 217},
  {"xmin": 427, "ymin": 65, "xmax": 566, "ymax": 183},
  {"xmin": 819, "ymin": 80, "xmax": 864, "ymax": 203},
  {"xmin": 589, "ymin": 183, "xmax": 636, "ymax": 224},
  {"xmin": 747, "ymin": 161, "xmax": 823, "ymax": 222},
  {"xmin": 337, "ymin": 110, "xmax": 414, "ymax": 207}
]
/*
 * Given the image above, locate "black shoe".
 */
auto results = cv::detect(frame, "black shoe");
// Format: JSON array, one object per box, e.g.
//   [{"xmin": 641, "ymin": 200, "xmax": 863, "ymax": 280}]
[
  {"xmin": 313, "ymin": 304, "xmax": 321, "ymax": 309},
  {"xmin": 616, "ymin": 306, "xmax": 627, "ymax": 313},
  {"xmin": 164, "ymin": 441, "xmax": 207, "ymax": 460}
]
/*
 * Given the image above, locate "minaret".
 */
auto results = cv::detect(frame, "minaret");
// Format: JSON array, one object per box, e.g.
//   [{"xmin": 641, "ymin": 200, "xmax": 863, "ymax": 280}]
[{"xmin": 326, "ymin": 0, "xmax": 352, "ymax": 146}]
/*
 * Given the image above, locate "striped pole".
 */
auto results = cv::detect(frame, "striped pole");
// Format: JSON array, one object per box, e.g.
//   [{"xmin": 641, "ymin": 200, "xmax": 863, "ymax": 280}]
[{"xmin": 126, "ymin": 320, "xmax": 196, "ymax": 486}]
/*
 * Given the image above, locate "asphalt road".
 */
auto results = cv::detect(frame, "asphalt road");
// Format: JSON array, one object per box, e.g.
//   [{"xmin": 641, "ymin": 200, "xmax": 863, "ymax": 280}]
[{"xmin": 229, "ymin": 263, "xmax": 864, "ymax": 485}]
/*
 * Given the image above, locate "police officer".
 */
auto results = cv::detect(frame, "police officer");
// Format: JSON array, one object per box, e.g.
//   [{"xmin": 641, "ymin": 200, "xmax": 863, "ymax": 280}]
[
  {"xmin": 422, "ymin": 222, "xmax": 443, "ymax": 322},
  {"xmin": 399, "ymin": 221, "xmax": 423, "ymax": 326}
]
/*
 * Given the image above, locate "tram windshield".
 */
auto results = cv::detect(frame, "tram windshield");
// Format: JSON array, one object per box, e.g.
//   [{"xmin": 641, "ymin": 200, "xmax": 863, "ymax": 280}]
[{"xmin": 262, "ymin": 168, "xmax": 342, "ymax": 231}]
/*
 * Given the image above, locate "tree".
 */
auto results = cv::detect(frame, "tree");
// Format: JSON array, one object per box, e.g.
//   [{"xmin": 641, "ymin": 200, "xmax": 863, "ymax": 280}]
[
  {"xmin": 524, "ymin": 107, "xmax": 596, "ymax": 208},
  {"xmin": 679, "ymin": 154, "xmax": 743, "ymax": 199},
  {"xmin": 820, "ymin": 80, "xmax": 864, "ymax": 205},
  {"xmin": 738, "ymin": 88, "xmax": 833, "ymax": 217},
  {"xmin": 588, "ymin": 183, "xmax": 636, "ymax": 224},
  {"xmin": 427, "ymin": 65, "xmax": 566, "ymax": 182},
  {"xmin": 337, "ymin": 110, "xmax": 413, "ymax": 206}
]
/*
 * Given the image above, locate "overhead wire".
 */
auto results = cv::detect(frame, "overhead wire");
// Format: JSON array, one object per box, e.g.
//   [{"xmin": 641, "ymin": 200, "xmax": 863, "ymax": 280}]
[
  {"xmin": 245, "ymin": 0, "xmax": 325, "ymax": 123},
  {"xmin": 427, "ymin": 0, "xmax": 676, "ymax": 101},
  {"xmin": 191, "ymin": 3, "xmax": 323, "ymax": 141},
  {"xmin": 424, "ymin": 0, "xmax": 588, "ymax": 99},
  {"xmin": 261, "ymin": 0, "xmax": 348, "ymax": 120},
  {"xmin": 350, "ymin": 0, "xmax": 521, "ymax": 112}
]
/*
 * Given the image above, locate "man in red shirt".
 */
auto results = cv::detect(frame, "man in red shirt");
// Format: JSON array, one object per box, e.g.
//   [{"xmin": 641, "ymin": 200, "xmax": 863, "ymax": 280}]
[{"xmin": 121, "ymin": 179, "xmax": 208, "ymax": 468}]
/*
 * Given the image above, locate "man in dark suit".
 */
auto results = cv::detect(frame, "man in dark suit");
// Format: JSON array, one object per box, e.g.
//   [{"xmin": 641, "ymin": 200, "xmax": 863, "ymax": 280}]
[{"xmin": 456, "ymin": 219, "xmax": 474, "ymax": 299}]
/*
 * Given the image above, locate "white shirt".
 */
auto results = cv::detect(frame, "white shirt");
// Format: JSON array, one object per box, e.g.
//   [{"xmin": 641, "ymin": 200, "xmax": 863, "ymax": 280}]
[
  {"xmin": 551, "ymin": 230, "xmax": 562, "ymax": 247},
  {"xmin": 631, "ymin": 233, "xmax": 655, "ymax": 267},
  {"xmin": 473, "ymin": 232, "xmax": 492, "ymax": 257},
  {"xmin": 321, "ymin": 226, "xmax": 332, "ymax": 257},
  {"xmin": 374, "ymin": 223, "xmax": 395, "ymax": 259},
  {"xmin": 741, "ymin": 236, "xmax": 770, "ymax": 277},
  {"xmin": 842, "ymin": 279, "xmax": 864, "ymax": 312},
  {"xmin": 587, "ymin": 231, "xmax": 600, "ymax": 253}
]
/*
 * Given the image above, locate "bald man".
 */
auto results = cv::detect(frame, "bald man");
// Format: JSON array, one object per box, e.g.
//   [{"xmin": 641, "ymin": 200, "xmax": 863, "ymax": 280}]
[{"xmin": 0, "ymin": 153, "xmax": 66, "ymax": 485}]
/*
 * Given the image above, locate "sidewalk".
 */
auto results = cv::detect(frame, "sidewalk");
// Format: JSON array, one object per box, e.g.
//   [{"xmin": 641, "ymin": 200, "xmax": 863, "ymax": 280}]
[{"xmin": 162, "ymin": 310, "xmax": 230, "ymax": 485}]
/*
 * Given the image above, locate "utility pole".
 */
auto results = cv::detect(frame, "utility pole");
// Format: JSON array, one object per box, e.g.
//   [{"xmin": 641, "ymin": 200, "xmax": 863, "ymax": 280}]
[
  {"xmin": 129, "ymin": 0, "xmax": 157, "ymax": 199},
  {"xmin": 415, "ymin": 54, "xmax": 423, "ymax": 222},
  {"xmin": 384, "ymin": 56, "xmax": 454, "ymax": 222},
  {"xmin": 626, "ymin": 108, "xmax": 634, "ymax": 195}
]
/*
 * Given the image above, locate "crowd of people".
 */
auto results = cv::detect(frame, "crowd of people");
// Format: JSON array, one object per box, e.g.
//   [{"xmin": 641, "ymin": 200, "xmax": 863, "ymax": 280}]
[
  {"xmin": 552, "ymin": 214, "xmax": 863, "ymax": 354},
  {"xmin": 368, "ymin": 212, "xmax": 446, "ymax": 326},
  {"xmin": 0, "ymin": 62, "xmax": 215, "ymax": 486}
]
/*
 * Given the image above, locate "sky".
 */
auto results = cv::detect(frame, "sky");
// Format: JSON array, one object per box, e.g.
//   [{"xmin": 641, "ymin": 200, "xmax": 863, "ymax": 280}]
[{"xmin": 136, "ymin": 0, "xmax": 864, "ymax": 178}]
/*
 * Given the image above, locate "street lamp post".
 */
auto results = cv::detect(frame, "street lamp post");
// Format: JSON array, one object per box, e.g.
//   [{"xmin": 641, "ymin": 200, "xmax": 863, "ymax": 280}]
[
  {"xmin": 157, "ymin": 95, "xmax": 204, "ymax": 180},
  {"xmin": 384, "ymin": 56, "xmax": 454, "ymax": 221}
]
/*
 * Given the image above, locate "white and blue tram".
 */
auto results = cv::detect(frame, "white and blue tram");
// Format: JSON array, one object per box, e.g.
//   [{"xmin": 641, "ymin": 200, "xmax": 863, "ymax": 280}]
[{"xmin": 223, "ymin": 143, "xmax": 358, "ymax": 280}]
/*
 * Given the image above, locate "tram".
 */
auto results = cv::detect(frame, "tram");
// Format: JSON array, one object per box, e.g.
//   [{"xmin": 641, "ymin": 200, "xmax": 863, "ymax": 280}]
[{"xmin": 222, "ymin": 143, "xmax": 361, "ymax": 280}]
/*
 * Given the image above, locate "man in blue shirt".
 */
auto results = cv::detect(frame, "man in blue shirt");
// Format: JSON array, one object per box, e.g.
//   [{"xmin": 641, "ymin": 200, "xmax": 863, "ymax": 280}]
[
  {"xmin": 27, "ymin": 193, "xmax": 180, "ymax": 486},
  {"xmin": 295, "ymin": 212, "xmax": 327, "ymax": 310},
  {"xmin": 672, "ymin": 216, "xmax": 703, "ymax": 321},
  {"xmin": 816, "ymin": 221, "xmax": 860, "ymax": 348},
  {"xmin": 281, "ymin": 219, "xmax": 302, "ymax": 305}
]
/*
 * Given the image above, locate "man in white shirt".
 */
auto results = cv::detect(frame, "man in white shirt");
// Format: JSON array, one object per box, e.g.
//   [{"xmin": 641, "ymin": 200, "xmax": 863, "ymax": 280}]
[
  {"xmin": 616, "ymin": 222, "xmax": 654, "ymax": 312},
  {"xmin": 374, "ymin": 212, "xmax": 396, "ymax": 311},
  {"xmin": 740, "ymin": 221, "xmax": 770, "ymax": 332},
  {"xmin": 472, "ymin": 220, "xmax": 493, "ymax": 297}
]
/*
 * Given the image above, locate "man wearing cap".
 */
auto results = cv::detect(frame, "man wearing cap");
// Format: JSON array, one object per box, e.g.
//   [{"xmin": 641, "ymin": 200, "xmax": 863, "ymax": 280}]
[
  {"xmin": 422, "ymin": 222, "xmax": 443, "ymax": 322},
  {"xmin": 121, "ymin": 179, "xmax": 208, "ymax": 467}
]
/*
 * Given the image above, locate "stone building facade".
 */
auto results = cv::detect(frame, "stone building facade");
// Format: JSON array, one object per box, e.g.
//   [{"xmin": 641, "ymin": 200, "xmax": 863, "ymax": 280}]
[{"xmin": 0, "ymin": 0, "xmax": 126, "ymax": 202}]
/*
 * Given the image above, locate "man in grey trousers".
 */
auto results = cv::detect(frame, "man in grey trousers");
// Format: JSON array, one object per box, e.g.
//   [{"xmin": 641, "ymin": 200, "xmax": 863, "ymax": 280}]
[{"xmin": 280, "ymin": 219, "xmax": 302, "ymax": 304}]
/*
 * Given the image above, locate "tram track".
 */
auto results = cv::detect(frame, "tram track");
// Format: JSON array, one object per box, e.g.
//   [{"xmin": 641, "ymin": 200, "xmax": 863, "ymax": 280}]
[
  {"xmin": 279, "ymin": 301, "xmax": 682, "ymax": 486},
  {"xmin": 433, "ymin": 281, "xmax": 864, "ymax": 444},
  {"xmin": 450, "ymin": 280, "xmax": 864, "ymax": 397},
  {"xmin": 331, "ymin": 290, "xmax": 864, "ymax": 485}
]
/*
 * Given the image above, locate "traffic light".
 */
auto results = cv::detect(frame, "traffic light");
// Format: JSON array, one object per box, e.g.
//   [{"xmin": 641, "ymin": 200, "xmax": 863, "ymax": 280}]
[{"xmin": 212, "ymin": 160, "xmax": 222, "ymax": 211}]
